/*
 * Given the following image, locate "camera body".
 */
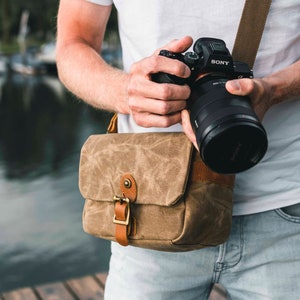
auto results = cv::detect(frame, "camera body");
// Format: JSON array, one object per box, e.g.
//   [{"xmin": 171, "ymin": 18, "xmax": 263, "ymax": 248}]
[{"xmin": 152, "ymin": 37, "xmax": 268, "ymax": 174}]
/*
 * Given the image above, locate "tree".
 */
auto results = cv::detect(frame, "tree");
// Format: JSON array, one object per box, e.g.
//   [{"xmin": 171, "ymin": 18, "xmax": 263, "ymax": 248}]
[
  {"xmin": 1, "ymin": 0, "xmax": 59, "ymax": 46},
  {"xmin": 0, "ymin": 0, "xmax": 118, "ymax": 49},
  {"xmin": 1, "ymin": 0, "xmax": 12, "ymax": 44}
]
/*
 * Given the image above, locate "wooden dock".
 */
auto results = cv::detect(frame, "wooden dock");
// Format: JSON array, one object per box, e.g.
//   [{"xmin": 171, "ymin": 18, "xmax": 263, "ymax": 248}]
[
  {"xmin": 0, "ymin": 273, "xmax": 227, "ymax": 299},
  {"xmin": 0, "ymin": 273, "xmax": 107, "ymax": 300}
]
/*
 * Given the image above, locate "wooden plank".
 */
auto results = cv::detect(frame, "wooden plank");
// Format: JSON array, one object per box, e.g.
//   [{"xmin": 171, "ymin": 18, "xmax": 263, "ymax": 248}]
[
  {"xmin": 94, "ymin": 273, "xmax": 107, "ymax": 287},
  {"xmin": 34, "ymin": 282, "xmax": 74, "ymax": 300},
  {"xmin": 66, "ymin": 276, "xmax": 104, "ymax": 300},
  {"xmin": 2, "ymin": 287, "xmax": 39, "ymax": 300}
]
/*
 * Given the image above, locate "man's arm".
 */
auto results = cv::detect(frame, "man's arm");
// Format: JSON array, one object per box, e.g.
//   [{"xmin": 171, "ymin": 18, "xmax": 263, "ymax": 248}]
[
  {"xmin": 226, "ymin": 59, "xmax": 300, "ymax": 120},
  {"xmin": 57, "ymin": 0, "xmax": 193, "ymax": 127},
  {"xmin": 56, "ymin": 0, "xmax": 130, "ymax": 113}
]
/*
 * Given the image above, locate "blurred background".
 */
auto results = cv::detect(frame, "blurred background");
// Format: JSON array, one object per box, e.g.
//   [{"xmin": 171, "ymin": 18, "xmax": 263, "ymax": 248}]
[{"xmin": 0, "ymin": 0, "xmax": 120, "ymax": 292}]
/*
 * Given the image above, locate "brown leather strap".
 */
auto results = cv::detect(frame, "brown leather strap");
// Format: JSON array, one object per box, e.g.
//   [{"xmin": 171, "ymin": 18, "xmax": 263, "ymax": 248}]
[
  {"xmin": 115, "ymin": 224, "xmax": 128, "ymax": 246},
  {"xmin": 107, "ymin": 113, "xmax": 118, "ymax": 133},
  {"xmin": 114, "ymin": 199, "xmax": 130, "ymax": 246},
  {"xmin": 114, "ymin": 174, "xmax": 138, "ymax": 246},
  {"xmin": 191, "ymin": 155, "xmax": 235, "ymax": 188},
  {"xmin": 232, "ymin": 0, "xmax": 272, "ymax": 68}
]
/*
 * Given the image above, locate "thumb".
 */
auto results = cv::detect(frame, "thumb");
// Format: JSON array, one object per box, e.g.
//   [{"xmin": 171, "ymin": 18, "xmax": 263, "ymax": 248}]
[{"xmin": 225, "ymin": 78, "xmax": 254, "ymax": 96}]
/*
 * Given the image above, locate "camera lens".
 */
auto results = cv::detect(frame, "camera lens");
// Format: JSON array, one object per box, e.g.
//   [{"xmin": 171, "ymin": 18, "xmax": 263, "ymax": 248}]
[{"xmin": 189, "ymin": 75, "xmax": 268, "ymax": 174}]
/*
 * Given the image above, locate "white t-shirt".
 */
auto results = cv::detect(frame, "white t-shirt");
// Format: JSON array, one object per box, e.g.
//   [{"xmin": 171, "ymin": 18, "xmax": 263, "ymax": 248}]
[{"xmin": 87, "ymin": 0, "xmax": 300, "ymax": 215}]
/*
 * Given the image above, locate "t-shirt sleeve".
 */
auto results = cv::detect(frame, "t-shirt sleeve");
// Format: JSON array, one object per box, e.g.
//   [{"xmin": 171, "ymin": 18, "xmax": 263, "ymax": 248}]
[{"xmin": 86, "ymin": 0, "xmax": 113, "ymax": 5}]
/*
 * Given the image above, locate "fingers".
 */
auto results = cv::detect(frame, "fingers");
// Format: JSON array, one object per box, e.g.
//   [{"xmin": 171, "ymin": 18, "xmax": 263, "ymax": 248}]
[
  {"xmin": 130, "ymin": 54, "xmax": 191, "ymax": 82},
  {"xmin": 127, "ymin": 37, "xmax": 193, "ymax": 128},
  {"xmin": 155, "ymin": 36, "xmax": 193, "ymax": 55},
  {"xmin": 128, "ymin": 64, "xmax": 191, "ymax": 127},
  {"xmin": 181, "ymin": 109, "xmax": 199, "ymax": 150},
  {"xmin": 133, "ymin": 111, "xmax": 183, "ymax": 128},
  {"xmin": 128, "ymin": 73, "xmax": 190, "ymax": 103}
]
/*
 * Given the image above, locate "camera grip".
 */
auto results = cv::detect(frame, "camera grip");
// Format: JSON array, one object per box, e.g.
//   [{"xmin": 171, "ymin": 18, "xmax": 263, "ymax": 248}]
[{"xmin": 151, "ymin": 50, "xmax": 188, "ymax": 85}]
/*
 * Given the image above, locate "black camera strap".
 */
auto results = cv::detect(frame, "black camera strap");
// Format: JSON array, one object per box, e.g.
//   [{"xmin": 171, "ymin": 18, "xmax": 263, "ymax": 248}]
[{"xmin": 232, "ymin": 0, "xmax": 272, "ymax": 68}]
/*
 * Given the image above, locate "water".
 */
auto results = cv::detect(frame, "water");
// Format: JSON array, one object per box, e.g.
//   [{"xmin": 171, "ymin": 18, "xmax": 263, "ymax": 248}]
[{"xmin": 0, "ymin": 71, "xmax": 113, "ymax": 292}]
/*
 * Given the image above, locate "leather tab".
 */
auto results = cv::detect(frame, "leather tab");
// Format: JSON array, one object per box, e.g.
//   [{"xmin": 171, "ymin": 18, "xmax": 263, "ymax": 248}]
[{"xmin": 120, "ymin": 173, "xmax": 137, "ymax": 202}]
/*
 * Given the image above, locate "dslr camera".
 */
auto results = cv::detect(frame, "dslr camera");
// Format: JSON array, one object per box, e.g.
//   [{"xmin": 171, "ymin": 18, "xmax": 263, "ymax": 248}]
[{"xmin": 152, "ymin": 37, "xmax": 268, "ymax": 174}]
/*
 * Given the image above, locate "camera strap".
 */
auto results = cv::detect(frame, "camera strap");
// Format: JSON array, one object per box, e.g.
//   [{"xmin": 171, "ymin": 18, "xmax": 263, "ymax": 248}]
[{"xmin": 232, "ymin": 0, "xmax": 272, "ymax": 68}]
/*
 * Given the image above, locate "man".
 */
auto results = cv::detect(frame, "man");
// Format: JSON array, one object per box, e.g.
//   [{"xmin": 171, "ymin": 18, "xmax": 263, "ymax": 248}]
[{"xmin": 56, "ymin": 0, "xmax": 300, "ymax": 298}]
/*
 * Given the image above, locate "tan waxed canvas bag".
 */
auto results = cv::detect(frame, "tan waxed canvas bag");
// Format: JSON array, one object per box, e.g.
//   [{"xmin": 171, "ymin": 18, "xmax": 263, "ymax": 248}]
[{"xmin": 79, "ymin": 132, "xmax": 234, "ymax": 251}]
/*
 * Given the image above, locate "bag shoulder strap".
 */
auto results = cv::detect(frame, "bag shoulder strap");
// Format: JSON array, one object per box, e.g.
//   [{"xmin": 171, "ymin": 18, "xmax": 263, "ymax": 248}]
[{"xmin": 232, "ymin": 0, "xmax": 272, "ymax": 68}]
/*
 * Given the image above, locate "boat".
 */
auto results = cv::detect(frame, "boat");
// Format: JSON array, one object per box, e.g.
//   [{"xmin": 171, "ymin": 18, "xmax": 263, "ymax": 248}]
[
  {"xmin": 36, "ymin": 42, "xmax": 57, "ymax": 74},
  {"xmin": 0, "ymin": 55, "xmax": 8, "ymax": 74},
  {"xmin": 9, "ymin": 52, "xmax": 46, "ymax": 76},
  {"xmin": 9, "ymin": 9, "xmax": 46, "ymax": 76}
]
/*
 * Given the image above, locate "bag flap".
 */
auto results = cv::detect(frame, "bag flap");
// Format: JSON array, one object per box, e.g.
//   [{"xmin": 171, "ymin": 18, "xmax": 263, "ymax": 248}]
[{"xmin": 79, "ymin": 132, "xmax": 193, "ymax": 206}]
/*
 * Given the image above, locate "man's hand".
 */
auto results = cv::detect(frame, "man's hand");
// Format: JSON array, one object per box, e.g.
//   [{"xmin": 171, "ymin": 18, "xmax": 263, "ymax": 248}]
[
  {"xmin": 226, "ymin": 78, "xmax": 272, "ymax": 121},
  {"xmin": 127, "ymin": 36, "xmax": 193, "ymax": 128},
  {"xmin": 181, "ymin": 77, "xmax": 273, "ymax": 150}
]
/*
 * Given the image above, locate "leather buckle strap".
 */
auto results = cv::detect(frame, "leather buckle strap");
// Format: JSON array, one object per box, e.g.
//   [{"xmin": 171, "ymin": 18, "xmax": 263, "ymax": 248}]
[
  {"xmin": 113, "ymin": 196, "xmax": 131, "ymax": 246},
  {"xmin": 113, "ymin": 196, "xmax": 130, "ymax": 226}
]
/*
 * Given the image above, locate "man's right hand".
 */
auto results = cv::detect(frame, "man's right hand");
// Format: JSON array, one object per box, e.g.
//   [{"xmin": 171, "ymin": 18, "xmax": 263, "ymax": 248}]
[{"xmin": 127, "ymin": 36, "xmax": 193, "ymax": 128}]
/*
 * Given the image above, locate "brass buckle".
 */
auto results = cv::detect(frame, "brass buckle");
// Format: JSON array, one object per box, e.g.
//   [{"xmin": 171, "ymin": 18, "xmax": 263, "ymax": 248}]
[{"xmin": 113, "ymin": 196, "xmax": 130, "ymax": 226}]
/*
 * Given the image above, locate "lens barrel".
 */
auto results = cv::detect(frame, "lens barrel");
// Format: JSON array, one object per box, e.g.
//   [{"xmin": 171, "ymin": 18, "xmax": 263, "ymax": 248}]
[{"xmin": 189, "ymin": 75, "xmax": 268, "ymax": 174}]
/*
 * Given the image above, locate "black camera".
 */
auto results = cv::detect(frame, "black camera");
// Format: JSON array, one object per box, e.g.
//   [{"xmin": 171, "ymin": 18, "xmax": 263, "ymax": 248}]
[{"xmin": 152, "ymin": 37, "xmax": 268, "ymax": 174}]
